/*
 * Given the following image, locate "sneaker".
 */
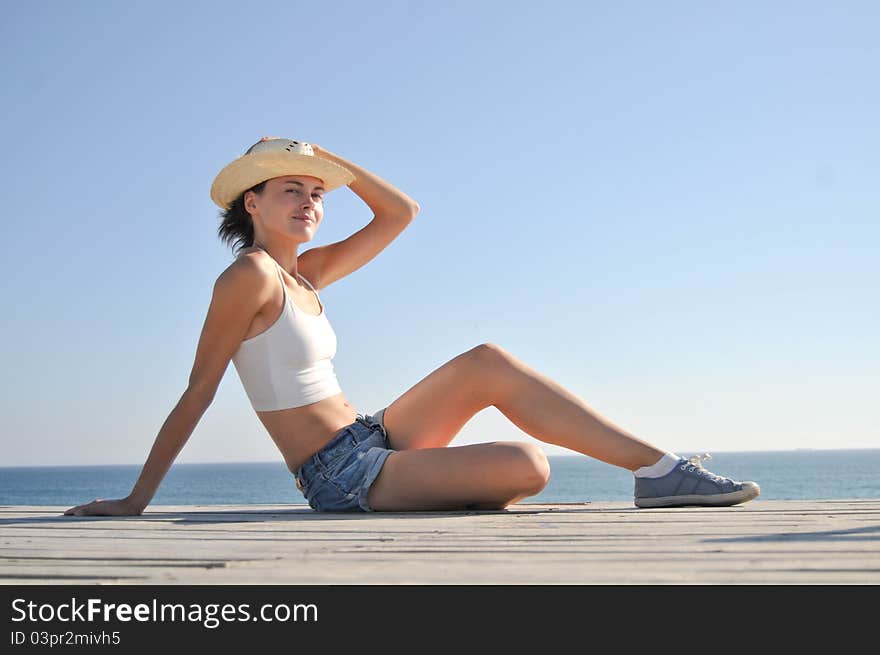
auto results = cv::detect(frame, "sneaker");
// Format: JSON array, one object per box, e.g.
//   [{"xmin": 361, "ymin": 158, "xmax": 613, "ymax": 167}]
[{"xmin": 634, "ymin": 453, "xmax": 760, "ymax": 508}]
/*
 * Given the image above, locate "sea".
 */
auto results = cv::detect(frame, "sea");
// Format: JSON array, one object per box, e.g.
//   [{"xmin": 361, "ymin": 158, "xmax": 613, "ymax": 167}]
[{"xmin": 2, "ymin": 449, "xmax": 878, "ymax": 507}]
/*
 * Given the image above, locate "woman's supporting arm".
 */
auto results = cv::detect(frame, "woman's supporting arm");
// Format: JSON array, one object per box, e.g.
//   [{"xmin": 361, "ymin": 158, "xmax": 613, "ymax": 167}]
[
  {"xmin": 63, "ymin": 385, "xmax": 213, "ymax": 516},
  {"xmin": 126, "ymin": 385, "xmax": 214, "ymax": 511},
  {"xmin": 64, "ymin": 236, "xmax": 271, "ymax": 517}
]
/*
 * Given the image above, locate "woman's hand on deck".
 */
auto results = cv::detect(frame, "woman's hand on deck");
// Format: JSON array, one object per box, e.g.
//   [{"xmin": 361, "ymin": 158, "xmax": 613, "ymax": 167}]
[{"xmin": 63, "ymin": 496, "xmax": 143, "ymax": 517}]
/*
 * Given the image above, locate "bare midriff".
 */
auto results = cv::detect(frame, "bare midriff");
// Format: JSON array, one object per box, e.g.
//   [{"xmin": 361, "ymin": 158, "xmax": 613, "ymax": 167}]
[
  {"xmin": 238, "ymin": 246, "xmax": 360, "ymax": 474},
  {"xmin": 255, "ymin": 394, "xmax": 360, "ymax": 474}
]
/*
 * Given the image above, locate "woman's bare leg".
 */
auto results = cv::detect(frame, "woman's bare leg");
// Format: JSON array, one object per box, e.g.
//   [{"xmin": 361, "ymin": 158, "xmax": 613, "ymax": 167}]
[
  {"xmin": 484, "ymin": 344, "xmax": 667, "ymax": 470},
  {"xmin": 382, "ymin": 343, "xmax": 666, "ymax": 471},
  {"xmin": 367, "ymin": 441, "xmax": 551, "ymax": 511}
]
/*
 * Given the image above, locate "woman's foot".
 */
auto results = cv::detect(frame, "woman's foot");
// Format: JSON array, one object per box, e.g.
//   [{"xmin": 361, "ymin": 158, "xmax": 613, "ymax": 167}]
[{"xmin": 633, "ymin": 453, "xmax": 760, "ymax": 508}]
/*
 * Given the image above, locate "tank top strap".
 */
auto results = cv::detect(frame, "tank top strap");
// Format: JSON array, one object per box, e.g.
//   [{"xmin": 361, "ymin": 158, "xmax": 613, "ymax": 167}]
[
  {"xmin": 245, "ymin": 246, "xmax": 320, "ymax": 304},
  {"xmin": 248, "ymin": 246, "xmax": 288, "ymax": 301},
  {"xmin": 297, "ymin": 273, "xmax": 319, "ymax": 294},
  {"xmin": 273, "ymin": 261, "xmax": 287, "ymax": 302}
]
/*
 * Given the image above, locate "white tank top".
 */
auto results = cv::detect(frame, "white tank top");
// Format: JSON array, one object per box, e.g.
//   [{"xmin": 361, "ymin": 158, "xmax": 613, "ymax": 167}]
[{"xmin": 231, "ymin": 250, "xmax": 342, "ymax": 411}]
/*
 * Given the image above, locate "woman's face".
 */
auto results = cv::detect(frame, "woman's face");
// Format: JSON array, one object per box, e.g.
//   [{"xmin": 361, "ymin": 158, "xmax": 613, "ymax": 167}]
[{"xmin": 245, "ymin": 174, "xmax": 325, "ymax": 242}]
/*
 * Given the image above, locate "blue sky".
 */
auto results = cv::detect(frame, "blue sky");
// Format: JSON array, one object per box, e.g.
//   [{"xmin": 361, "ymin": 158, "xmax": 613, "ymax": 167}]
[{"xmin": 1, "ymin": 1, "xmax": 877, "ymax": 466}]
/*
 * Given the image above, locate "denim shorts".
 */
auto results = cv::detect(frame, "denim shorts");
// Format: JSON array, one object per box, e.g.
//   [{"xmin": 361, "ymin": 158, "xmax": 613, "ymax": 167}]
[{"xmin": 294, "ymin": 409, "xmax": 394, "ymax": 512}]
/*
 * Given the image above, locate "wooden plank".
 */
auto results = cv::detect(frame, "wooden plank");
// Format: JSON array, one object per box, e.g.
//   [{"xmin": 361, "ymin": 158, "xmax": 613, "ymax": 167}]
[{"xmin": 1, "ymin": 501, "xmax": 877, "ymax": 584}]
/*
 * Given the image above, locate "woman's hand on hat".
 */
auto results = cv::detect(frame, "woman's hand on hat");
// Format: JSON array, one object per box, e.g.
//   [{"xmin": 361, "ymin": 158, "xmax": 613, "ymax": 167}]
[{"xmin": 311, "ymin": 143, "xmax": 334, "ymax": 159}]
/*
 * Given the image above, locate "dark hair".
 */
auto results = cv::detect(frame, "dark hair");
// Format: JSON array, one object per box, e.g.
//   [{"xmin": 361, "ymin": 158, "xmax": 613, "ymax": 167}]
[{"xmin": 216, "ymin": 180, "xmax": 267, "ymax": 256}]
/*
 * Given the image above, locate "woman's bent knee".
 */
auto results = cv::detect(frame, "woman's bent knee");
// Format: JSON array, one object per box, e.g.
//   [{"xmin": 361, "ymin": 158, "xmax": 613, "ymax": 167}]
[
  {"xmin": 465, "ymin": 343, "xmax": 519, "ymax": 401},
  {"xmin": 504, "ymin": 442, "xmax": 551, "ymax": 495},
  {"xmin": 524, "ymin": 444, "xmax": 551, "ymax": 494},
  {"xmin": 470, "ymin": 342, "xmax": 512, "ymax": 366}
]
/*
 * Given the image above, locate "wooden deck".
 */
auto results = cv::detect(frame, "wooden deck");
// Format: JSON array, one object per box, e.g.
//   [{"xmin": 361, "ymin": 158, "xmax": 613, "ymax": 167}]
[{"xmin": 1, "ymin": 500, "xmax": 878, "ymax": 584}]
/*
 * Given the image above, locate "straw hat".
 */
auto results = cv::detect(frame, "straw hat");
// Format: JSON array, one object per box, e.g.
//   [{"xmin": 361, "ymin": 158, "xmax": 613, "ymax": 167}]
[{"xmin": 210, "ymin": 138, "xmax": 355, "ymax": 210}]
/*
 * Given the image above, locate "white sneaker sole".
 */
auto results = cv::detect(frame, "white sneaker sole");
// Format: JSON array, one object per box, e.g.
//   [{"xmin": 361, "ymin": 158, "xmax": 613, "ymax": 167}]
[{"xmin": 635, "ymin": 481, "xmax": 761, "ymax": 508}]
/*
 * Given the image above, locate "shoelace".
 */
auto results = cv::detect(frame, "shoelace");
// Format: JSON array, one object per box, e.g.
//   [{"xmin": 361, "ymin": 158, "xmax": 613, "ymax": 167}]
[{"xmin": 681, "ymin": 453, "xmax": 728, "ymax": 484}]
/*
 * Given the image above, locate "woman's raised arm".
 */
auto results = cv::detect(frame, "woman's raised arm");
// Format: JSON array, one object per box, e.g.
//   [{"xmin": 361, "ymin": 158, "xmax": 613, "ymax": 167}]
[{"xmin": 296, "ymin": 143, "xmax": 420, "ymax": 290}]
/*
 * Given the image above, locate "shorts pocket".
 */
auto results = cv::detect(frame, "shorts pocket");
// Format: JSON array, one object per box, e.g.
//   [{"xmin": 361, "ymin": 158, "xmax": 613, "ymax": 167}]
[
  {"xmin": 308, "ymin": 470, "xmax": 360, "ymax": 512},
  {"xmin": 316, "ymin": 428, "xmax": 358, "ymax": 471}
]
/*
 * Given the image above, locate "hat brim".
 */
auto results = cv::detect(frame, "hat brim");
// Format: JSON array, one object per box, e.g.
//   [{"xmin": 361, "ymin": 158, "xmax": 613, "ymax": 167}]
[{"xmin": 210, "ymin": 151, "xmax": 355, "ymax": 210}]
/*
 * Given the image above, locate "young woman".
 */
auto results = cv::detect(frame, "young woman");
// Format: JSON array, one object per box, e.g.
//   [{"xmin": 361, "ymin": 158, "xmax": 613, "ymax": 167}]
[{"xmin": 64, "ymin": 137, "xmax": 759, "ymax": 516}]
